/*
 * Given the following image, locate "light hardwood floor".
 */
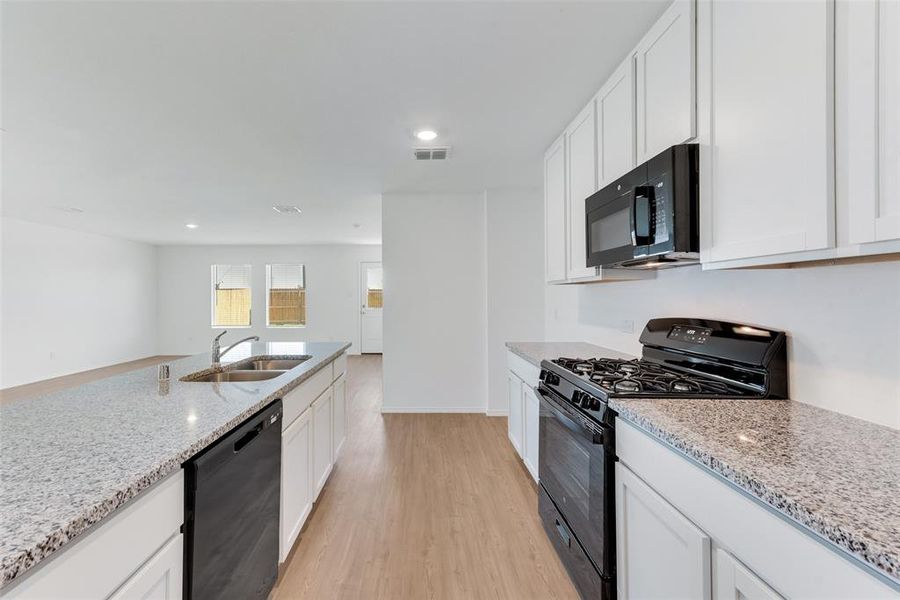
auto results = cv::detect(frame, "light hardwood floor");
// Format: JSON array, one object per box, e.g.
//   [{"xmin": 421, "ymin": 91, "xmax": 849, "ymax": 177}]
[
  {"xmin": 273, "ymin": 355, "xmax": 579, "ymax": 600},
  {"xmin": 0, "ymin": 355, "xmax": 184, "ymax": 404}
]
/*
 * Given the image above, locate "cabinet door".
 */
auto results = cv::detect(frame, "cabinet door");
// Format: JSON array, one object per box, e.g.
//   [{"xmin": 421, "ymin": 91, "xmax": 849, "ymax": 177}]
[
  {"xmin": 597, "ymin": 56, "xmax": 636, "ymax": 188},
  {"xmin": 843, "ymin": 0, "xmax": 900, "ymax": 244},
  {"xmin": 699, "ymin": 0, "xmax": 834, "ymax": 263},
  {"xmin": 312, "ymin": 388, "xmax": 333, "ymax": 500},
  {"xmin": 507, "ymin": 372, "xmax": 523, "ymax": 456},
  {"xmin": 635, "ymin": 0, "xmax": 695, "ymax": 163},
  {"xmin": 333, "ymin": 375, "xmax": 347, "ymax": 459},
  {"xmin": 566, "ymin": 101, "xmax": 599, "ymax": 280},
  {"xmin": 715, "ymin": 549, "xmax": 783, "ymax": 600},
  {"xmin": 280, "ymin": 407, "xmax": 313, "ymax": 563},
  {"xmin": 616, "ymin": 463, "xmax": 712, "ymax": 600},
  {"xmin": 545, "ymin": 134, "xmax": 568, "ymax": 283},
  {"xmin": 108, "ymin": 534, "xmax": 182, "ymax": 600},
  {"xmin": 522, "ymin": 384, "xmax": 540, "ymax": 483}
]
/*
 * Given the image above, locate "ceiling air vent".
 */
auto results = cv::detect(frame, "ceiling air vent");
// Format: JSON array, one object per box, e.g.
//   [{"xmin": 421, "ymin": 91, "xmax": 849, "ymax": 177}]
[
  {"xmin": 414, "ymin": 147, "xmax": 450, "ymax": 161},
  {"xmin": 272, "ymin": 205, "xmax": 302, "ymax": 214}
]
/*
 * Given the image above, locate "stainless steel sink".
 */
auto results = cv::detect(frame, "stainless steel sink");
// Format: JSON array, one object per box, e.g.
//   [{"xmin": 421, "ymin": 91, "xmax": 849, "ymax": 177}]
[
  {"xmin": 186, "ymin": 370, "xmax": 286, "ymax": 383},
  {"xmin": 246, "ymin": 358, "xmax": 308, "ymax": 371}
]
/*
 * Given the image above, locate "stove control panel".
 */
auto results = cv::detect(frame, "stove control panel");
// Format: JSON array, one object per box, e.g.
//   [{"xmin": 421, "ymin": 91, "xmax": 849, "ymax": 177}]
[{"xmin": 667, "ymin": 324, "xmax": 712, "ymax": 344}]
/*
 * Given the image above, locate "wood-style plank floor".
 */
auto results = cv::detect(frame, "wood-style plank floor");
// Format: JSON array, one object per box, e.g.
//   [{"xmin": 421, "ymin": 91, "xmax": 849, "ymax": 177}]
[{"xmin": 273, "ymin": 355, "xmax": 579, "ymax": 600}]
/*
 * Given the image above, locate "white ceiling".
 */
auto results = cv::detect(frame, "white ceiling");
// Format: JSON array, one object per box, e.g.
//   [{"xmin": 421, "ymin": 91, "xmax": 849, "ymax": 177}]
[{"xmin": 1, "ymin": 1, "xmax": 668, "ymax": 245}]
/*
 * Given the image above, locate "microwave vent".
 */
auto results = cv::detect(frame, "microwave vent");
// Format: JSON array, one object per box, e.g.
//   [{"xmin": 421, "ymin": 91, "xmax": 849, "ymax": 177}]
[{"xmin": 414, "ymin": 147, "xmax": 450, "ymax": 161}]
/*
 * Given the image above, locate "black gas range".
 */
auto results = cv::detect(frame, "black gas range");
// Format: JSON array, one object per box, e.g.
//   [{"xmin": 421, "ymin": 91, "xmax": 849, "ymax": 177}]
[{"xmin": 535, "ymin": 318, "xmax": 787, "ymax": 600}]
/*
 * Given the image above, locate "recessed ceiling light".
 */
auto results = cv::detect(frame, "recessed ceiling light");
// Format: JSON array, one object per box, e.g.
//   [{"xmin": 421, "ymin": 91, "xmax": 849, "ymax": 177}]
[
  {"xmin": 272, "ymin": 205, "xmax": 302, "ymax": 214},
  {"xmin": 185, "ymin": 223, "xmax": 199, "ymax": 229},
  {"xmin": 415, "ymin": 129, "xmax": 438, "ymax": 141}
]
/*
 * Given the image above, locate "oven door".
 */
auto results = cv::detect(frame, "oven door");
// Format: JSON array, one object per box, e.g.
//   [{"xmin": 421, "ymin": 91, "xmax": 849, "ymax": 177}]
[{"xmin": 537, "ymin": 385, "xmax": 615, "ymax": 578}]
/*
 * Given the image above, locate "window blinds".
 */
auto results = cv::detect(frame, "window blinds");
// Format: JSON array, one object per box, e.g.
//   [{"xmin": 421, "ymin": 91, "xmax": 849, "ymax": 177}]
[
  {"xmin": 269, "ymin": 264, "xmax": 305, "ymax": 289},
  {"xmin": 213, "ymin": 264, "xmax": 251, "ymax": 289}
]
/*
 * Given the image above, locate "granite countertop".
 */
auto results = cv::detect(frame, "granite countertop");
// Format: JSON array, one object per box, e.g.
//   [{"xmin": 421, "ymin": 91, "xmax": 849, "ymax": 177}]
[
  {"xmin": 0, "ymin": 341, "xmax": 349, "ymax": 589},
  {"xmin": 506, "ymin": 341, "xmax": 900, "ymax": 586}
]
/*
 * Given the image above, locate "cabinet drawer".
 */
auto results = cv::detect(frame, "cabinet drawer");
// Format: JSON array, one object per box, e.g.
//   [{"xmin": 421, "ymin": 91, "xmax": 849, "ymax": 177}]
[
  {"xmin": 506, "ymin": 351, "xmax": 541, "ymax": 388},
  {"xmin": 332, "ymin": 352, "xmax": 347, "ymax": 381},
  {"xmin": 282, "ymin": 365, "xmax": 332, "ymax": 431},
  {"xmin": 2, "ymin": 472, "xmax": 184, "ymax": 599}
]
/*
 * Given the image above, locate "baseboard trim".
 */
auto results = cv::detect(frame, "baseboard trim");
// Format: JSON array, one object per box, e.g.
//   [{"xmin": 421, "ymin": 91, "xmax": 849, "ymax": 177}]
[
  {"xmin": 380, "ymin": 406, "xmax": 486, "ymax": 414},
  {"xmin": 485, "ymin": 409, "xmax": 509, "ymax": 417}
]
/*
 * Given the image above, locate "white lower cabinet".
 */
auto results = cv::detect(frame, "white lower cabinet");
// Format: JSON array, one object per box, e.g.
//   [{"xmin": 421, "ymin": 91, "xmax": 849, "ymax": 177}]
[
  {"xmin": 1, "ymin": 473, "xmax": 184, "ymax": 600},
  {"xmin": 280, "ymin": 406, "xmax": 313, "ymax": 563},
  {"xmin": 715, "ymin": 549, "xmax": 783, "ymax": 600},
  {"xmin": 616, "ymin": 463, "xmax": 712, "ymax": 600},
  {"xmin": 332, "ymin": 374, "xmax": 347, "ymax": 459},
  {"xmin": 507, "ymin": 372, "xmax": 524, "ymax": 453},
  {"xmin": 108, "ymin": 534, "xmax": 183, "ymax": 600},
  {"xmin": 312, "ymin": 387, "xmax": 334, "ymax": 500},
  {"xmin": 616, "ymin": 418, "xmax": 896, "ymax": 598},
  {"xmin": 522, "ymin": 385, "xmax": 540, "ymax": 482}
]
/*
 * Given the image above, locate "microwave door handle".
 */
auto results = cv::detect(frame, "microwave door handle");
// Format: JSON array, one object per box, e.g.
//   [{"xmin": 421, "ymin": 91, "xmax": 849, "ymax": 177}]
[{"xmin": 631, "ymin": 186, "xmax": 654, "ymax": 247}]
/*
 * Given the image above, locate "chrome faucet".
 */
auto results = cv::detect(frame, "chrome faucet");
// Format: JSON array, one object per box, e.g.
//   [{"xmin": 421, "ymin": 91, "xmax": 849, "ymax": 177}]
[{"xmin": 211, "ymin": 330, "xmax": 260, "ymax": 366}]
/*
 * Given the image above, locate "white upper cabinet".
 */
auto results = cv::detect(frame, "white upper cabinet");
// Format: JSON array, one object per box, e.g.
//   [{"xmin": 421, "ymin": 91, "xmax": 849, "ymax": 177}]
[
  {"xmin": 635, "ymin": 0, "xmax": 696, "ymax": 163},
  {"xmin": 544, "ymin": 134, "xmax": 568, "ymax": 283},
  {"xmin": 841, "ymin": 0, "xmax": 900, "ymax": 245},
  {"xmin": 566, "ymin": 101, "xmax": 599, "ymax": 280},
  {"xmin": 698, "ymin": 0, "xmax": 835, "ymax": 264},
  {"xmin": 596, "ymin": 56, "xmax": 636, "ymax": 188}
]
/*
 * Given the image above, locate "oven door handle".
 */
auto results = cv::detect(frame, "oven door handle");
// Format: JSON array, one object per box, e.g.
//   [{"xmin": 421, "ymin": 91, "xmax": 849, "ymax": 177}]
[
  {"xmin": 631, "ymin": 185, "xmax": 655, "ymax": 248},
  {"xmin": 535, "ymin": 386, "xmax": 604, "ymax": 443}
]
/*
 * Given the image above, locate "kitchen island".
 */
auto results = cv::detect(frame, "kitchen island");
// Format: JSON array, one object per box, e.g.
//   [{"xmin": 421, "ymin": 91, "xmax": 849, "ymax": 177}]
[{"xmin": 0, "ymin": 341, "xmax": 349, "ymax": 594}]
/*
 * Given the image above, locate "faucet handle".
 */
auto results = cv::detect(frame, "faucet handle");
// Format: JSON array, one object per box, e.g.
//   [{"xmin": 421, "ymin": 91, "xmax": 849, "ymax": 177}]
[{"xmin": 214, "ymin": 330, "xmax": 228, "ymax": 342}]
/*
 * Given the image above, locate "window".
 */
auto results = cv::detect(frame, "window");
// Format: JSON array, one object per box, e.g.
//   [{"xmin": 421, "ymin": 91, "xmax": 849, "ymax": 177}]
[
  {"xmin": 211, "ymin": 264, "xmax": 251, "ymax": 327},
  {"xmin": 267, "ymin": 264, "xmax": 306, "ymax": 327},
  {"xmin": 365, "ymin": 265, "xmax": 383, "ymax": 309}
]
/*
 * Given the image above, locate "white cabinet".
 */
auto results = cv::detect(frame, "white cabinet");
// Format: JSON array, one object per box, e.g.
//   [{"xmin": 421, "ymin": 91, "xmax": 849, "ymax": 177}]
[
  {"xmin": 596, "ymin": 56, "xmax": 636, "ymax": 187},
  {"xmin": 108, "ymin": 534, "xmax": 182, "ymax": 600},
  {"xmin": 616, "ymin": 462, "xmax": 712, "ymax": 600},
  {"xmin": 507, "ymin": 371, "xmax": 524, "ymax": 454},
  {"xmin": 1, "ymin": 473, "xmax": 184, "ymax": 600},
  {"xmin": 544, "ymin": 134, "xmax": 568, "ymax": 283},
  {"xmin": 332, "ymin": 373, "xmax": 347, "ymax": 459},
  {"xmin": 841, "ymin": 0, "xmax": 900, "ymax": 245},
  {"xmin": 566, "ymin": 101, "xmax": 599, "ymax": 281},
  {"xmin": 635, "ymin": 0, "xmax": 695, "ymax": 163},
  {"xmin": 616, "ymin": 418, "xmax": 896, "ymax": 598},
  {"xmin": 715, "ymin": 549, "xmax": 783, "ymax": 600},
  {"xmin": 312, "ymin": 387, "xmax": 333, "ymax": 500},
  {"xmin": 280, "ymin": 406, "xmax": 313, "ymax": 563},
  {"xmin": 522, "ymin": 384, "xmax": 540, "ymax": 482},
  {"xmin": 698, "ymin": 0, "xmax": 835, "ymax": 264}
]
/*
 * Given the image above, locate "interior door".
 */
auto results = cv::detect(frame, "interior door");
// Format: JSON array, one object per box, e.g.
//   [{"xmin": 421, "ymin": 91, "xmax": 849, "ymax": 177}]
[{"xmin": 359, "ymin": 261, "xmax": 383, "ymax": 354}]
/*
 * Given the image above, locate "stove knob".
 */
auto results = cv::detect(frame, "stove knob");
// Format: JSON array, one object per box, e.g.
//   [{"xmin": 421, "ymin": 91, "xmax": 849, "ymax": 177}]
[
  {"xmin": 588, "ymin": 397, "xmax": 602, "ymax": 411},
  {"xmin": 571, "ymin": 390, "xmax": 584, "ymax": 405},
  {"xmin": 547, "ymin": 372, "xmax": 560, "ymax": 386}
]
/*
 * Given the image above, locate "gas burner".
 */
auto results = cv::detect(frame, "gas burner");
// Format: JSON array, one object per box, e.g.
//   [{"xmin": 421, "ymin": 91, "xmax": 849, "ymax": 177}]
[
  {"xmin": 614, "ymin": 380, "xmax": 641, "ymax": 393},
  {"xmin": 617, "ymin": 363, "xmax": 640, "ymax": 375},
  {"xmin": 671, "ymin": 380, "xmax": 699, "ymax": 393}
]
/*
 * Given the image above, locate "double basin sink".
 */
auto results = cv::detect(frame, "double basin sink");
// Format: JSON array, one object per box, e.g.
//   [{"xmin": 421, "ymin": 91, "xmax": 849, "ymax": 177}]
[{"xmin": 182, "ymin": 357, "xmax": 310, "ymax": 383}]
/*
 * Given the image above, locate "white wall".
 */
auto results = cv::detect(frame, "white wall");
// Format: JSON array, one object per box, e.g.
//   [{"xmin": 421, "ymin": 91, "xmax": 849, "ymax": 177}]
[
  {"xmin": 156, "ymin": 244, "xmax": 381, "ymax": 356},
  {"xmin": 382, "ymin": 192, "xmax": 487, "ymax": 412},
  {"xmin": 0, "ymin": 218, "xmax": 159, "ymax": 388},
  {"xmin": 546, "ymin": 261, "xmax": 900, "ymax": 429},
  {"xmin": 486, "ymin": 188, "xmax": 545, "ymax": 415}
]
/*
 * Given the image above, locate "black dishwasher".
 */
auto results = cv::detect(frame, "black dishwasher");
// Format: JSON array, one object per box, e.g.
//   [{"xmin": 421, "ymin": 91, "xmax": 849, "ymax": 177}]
[{"xmin": 184, "ymin": 399, "xmax": 282, "ymax": 600}]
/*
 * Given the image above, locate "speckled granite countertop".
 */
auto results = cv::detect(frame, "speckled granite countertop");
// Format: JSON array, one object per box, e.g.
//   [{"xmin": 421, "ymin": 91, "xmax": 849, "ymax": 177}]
[
  {"xmin": 0, "ymin": 341, "xmax": 349, "ymax": 589},
  {"xmin": 506, "ymin": 341, "xmax": 900, "ymax": 586}
]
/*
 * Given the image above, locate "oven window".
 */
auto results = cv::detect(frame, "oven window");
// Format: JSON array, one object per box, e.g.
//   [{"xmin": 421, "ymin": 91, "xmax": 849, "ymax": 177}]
[{"xmin": 590, "ymin": 207, "xmax": 631, "ymax": 252}]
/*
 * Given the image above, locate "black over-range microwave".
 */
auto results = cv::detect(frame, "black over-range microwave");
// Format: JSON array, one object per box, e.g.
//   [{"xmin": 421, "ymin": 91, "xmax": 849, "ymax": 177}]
[{"xmin": 585, "ymin": 143, "xmax": 699, "ymax": 269}]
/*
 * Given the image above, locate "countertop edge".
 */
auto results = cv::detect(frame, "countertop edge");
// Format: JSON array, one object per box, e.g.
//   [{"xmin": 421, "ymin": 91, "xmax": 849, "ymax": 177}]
[
  {"xmin": 0, "ymin": 342, "xmax": 350, "ymax": 590},
  {"xmin": 609, "ymin": 402, "xmax": 900, "ymax": 588}
]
